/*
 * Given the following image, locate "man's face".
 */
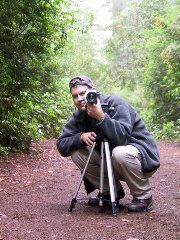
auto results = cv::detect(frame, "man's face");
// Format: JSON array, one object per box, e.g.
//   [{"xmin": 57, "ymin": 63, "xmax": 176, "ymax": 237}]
[{"xmin": 71, "ymin": 85, "xmax": 89, "ymax": 111}]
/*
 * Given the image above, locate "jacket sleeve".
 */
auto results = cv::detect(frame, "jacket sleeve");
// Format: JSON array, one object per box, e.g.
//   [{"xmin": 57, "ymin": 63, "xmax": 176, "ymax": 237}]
[
  {"xmin": 97, "ymin": 96, "xmax": 135, "ymax": 146},
  {"xmin": 56, "ymin": 113, "xmax": 85, "ymax": 157}
]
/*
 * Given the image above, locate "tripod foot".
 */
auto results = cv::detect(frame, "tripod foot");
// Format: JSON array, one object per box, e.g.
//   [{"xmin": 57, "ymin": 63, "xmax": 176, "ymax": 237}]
[
  {"xmin": 111, "ymin": 201, "xmax": 119, "ymax": 216},
  {"xmin": 68, "ymin": 198, "xmax": 77, "ymax": 212}
]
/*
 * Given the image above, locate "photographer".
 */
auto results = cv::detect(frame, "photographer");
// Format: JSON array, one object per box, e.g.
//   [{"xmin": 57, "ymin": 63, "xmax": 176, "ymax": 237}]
[{"xmin": 57, "ymin": 76, "xmax": 160, "ymax": 212}]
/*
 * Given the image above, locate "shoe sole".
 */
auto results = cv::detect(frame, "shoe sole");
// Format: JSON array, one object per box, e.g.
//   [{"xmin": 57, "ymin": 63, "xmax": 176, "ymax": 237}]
[{"xmin": 127, "ymin": 202, "xmax": 153, "ymax": 212}]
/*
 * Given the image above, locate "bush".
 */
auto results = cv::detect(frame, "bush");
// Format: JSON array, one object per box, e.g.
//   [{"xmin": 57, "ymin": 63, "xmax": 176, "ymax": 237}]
[{"xmin": 0, "ymin": 0, "xmax": 75, "ymax": 154}]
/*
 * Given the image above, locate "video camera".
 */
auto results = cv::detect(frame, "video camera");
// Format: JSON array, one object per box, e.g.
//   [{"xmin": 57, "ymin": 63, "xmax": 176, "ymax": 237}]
[
  {"xmin": 84, "ymin": 90, "xmax": 100, "ymax": 104},
  {"xmin": 84, "ymin": 89, "xmax": 114, "ymax": 114}
]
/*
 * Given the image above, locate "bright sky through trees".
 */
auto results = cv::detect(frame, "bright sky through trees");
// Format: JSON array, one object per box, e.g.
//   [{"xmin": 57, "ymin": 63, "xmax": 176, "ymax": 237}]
[
  {"xmin": 78, "ymin": 0, "xmax": 112, "ymax": 63},
  {"xmin": 80, "ymin": 0, "xmax": 112, "ymax": 41},
  {"xmin": 82, "ymin": 0, "xmax": 112, "ymax": 26}
]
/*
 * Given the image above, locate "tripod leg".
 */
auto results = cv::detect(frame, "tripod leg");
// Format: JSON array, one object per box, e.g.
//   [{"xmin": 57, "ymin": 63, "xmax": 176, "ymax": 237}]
[
  {"xmin": 104, "ymin": 140, "xmax": 119, "ymax": 216},
  {"xmin": 68, "ymin": 142, "xmax": 96, "ymax": 212},
  {"xmin": 99, "ymin": 141, "xmax": 105, "ymax": 212}
]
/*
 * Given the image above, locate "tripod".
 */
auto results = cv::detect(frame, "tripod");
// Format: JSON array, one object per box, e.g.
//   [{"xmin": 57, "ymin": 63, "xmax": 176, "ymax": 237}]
[{"xmin": 68, "ymin": 134, "xmax": 119, "ymax": 216}]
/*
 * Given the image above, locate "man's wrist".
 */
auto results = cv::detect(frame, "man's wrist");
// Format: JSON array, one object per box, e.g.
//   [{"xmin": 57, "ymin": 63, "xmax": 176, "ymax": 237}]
[
  {"xmin": 96, "ymin": 113, "xmax": 105, "ymax": 122},
  {"xmin": 80, "ymin": 132, "xmax": 84, "ymax": 141}
]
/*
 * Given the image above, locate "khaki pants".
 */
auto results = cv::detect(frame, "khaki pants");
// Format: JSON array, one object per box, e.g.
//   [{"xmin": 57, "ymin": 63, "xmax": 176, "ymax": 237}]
[{"xmin": 71, "ymin": 145, "xmax": 154, "ymax": 199}]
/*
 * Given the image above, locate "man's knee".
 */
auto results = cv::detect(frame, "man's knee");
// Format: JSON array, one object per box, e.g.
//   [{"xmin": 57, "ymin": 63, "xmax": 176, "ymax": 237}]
[
  {"xmin": 112, "ymin": 145, "xmax": 141, "ymax": 165},
  {"xmin": 112, "ymin": 146, "xmax": 128, "ymax": 165},
  {"xmin": 70, "ymin": 148, "xmax": 88, "ymax": 168},
  {"xmin": 71, "ymin": 149, "xmax": 80, "ymax": 160}
]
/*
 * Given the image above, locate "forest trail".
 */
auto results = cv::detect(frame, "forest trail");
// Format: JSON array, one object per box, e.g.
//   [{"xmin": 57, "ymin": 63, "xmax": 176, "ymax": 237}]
[{"xmin": 0, "ymin": 139, "xmax": 179, "ymax": 240}]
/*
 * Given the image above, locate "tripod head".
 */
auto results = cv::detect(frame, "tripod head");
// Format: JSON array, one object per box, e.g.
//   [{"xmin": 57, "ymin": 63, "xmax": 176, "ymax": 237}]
[
  {"xmin": 93, "ymin": 102, "xmax": 114, "ymax": 142},
  {"xmin": 97, "ymin": 93, "xmax": 114, "ymax": 114},
  {"xmin": 101, "ymin": 103, "xmax": 114, "ymax": 114}
]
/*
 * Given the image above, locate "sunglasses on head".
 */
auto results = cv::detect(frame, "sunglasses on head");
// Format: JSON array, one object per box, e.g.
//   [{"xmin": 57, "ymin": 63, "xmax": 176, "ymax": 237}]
[{"xmin": 69, "ymin": 77, "xmax": 91, "ymax": 90}]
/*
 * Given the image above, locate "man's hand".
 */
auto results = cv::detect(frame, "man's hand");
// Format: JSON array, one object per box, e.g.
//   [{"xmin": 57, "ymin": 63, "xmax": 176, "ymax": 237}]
[
  {"xmin": 80, "ymin": 132, "xmax": 97, "ymax": 146},
  {"xmin": 86, "ymin": 98, "xmax": 105, "ymax": 121}
]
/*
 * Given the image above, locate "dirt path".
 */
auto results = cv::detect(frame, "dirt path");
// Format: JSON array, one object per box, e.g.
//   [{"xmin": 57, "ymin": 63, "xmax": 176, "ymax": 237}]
[{"xmin": 0, "ymin": 139, "xmax": 179, "ymax": 240}]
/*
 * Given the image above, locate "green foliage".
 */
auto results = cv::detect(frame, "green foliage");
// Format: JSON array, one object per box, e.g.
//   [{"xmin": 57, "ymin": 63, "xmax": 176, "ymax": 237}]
[
  {"xmin": 105, "ymin": 0, "xmax": 179, "ymax": 139},
  {"xmin": 140, "ymin": 1, "xmax": 180, "ymax": 134},
  {"xmin": 0, "ymin": 0, "xmax": 75, "ymax": 153},
  {"xmin": 150, "ymin": 121, "xmax": 180, "ymax": 140}
]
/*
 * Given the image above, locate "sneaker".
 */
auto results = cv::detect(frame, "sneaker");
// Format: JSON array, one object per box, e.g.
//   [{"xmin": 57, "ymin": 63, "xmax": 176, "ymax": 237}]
[
  {"xmin": 127, "ymin": 196, "xmax": 153, "ymax": 212},
  {"xmin": 88, "ymin": 188, "xmax": 125, "ymax": 206}
]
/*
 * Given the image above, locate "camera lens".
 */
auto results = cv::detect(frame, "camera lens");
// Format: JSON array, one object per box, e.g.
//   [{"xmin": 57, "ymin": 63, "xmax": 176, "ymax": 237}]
[
  {"xmin": 87, "ymin": 92, "xmax": 97, "ymax": 104},
  {"xmin": 84, "ymin": 90, "xmax": 99, "ymax": 104}
]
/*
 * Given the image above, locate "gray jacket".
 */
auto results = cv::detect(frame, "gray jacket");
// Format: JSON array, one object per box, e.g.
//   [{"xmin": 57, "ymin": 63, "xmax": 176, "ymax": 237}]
[{"xmin": 57, "ymin": 95, "xmax": 160, "ymax": 173}]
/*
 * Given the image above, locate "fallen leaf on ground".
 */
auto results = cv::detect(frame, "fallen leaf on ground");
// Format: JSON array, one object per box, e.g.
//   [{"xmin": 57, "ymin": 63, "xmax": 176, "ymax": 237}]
[
  {"xmin": 126, "ymin": 238, "xmax": 139, "ymax": 240},
  {"xmin": 122, "ymin": 218, "xmax": 130, "ymax": 223},
  {"xmin": 47, "ymin": 169, "xmax": 54, "ymax": 173},
  {"xmin": 149, "ymin": 210, "xmax": 157, "ymax": 213},
  {"xmin": 0, "ymin": 212, "xmax": 8, "ymax": 218}
]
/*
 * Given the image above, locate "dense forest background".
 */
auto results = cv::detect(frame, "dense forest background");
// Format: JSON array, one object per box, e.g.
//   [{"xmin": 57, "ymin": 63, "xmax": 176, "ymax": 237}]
[{"xmin": 0, "ymin": 0, "xmax": 179, "ymax": 154}]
